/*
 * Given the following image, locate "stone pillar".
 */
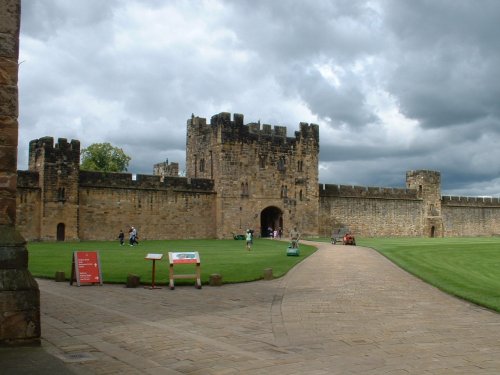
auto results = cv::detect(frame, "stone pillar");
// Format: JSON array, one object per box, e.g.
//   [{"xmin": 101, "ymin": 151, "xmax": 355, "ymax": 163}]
[{"xmin": 0, "ymin": 0, "xmax": 41, "ymax": 346}]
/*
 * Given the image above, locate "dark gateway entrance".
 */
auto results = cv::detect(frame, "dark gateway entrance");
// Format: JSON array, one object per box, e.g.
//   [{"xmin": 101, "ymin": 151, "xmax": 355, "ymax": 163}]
[
  {"xmin": 57, "ymin": 223, "xmax": 65, "ymax": 241},
  {"xmin": 260, "ymin": 206, "xmax": 283, "ymax": 237}
]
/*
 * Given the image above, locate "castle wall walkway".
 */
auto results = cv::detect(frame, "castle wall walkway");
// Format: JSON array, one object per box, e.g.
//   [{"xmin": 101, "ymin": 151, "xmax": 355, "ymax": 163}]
[{"xmin": 2, "ymin": 241, "xmax": 500, "ymax": 374}]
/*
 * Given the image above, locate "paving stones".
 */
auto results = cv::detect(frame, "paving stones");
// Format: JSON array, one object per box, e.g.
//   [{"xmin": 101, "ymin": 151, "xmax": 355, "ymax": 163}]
[{"xmin": 4, "ymin": 241, "xmax": 500, "ymax": 374}]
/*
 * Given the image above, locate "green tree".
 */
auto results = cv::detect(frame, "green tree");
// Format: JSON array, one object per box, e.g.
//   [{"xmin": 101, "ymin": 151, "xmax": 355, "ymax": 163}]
[{"xmin": 80, "ymin": 143, "xmax": 131, "ymax": 172}]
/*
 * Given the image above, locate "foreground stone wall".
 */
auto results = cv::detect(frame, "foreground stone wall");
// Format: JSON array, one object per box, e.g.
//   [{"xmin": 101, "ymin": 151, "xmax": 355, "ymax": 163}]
[{"xmin": 0, "ymin": 0, "xmax": 40, "ymax": 346}]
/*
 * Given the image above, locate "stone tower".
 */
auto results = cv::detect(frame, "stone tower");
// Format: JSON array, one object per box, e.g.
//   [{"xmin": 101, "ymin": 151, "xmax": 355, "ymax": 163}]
[
  {"xmin": 28, "ymin": 137, "xmax": 80, "ymax": 241},
  {"xmin": 0, "ymin": 0, "xmax": 41, "ymax": 345},
  {"xmin": 186, "ymin": 112, "xmax": 320, "ymax": 238},
  {"xmin": 406, "ymin": 170, "xmax": 443, "ymax": 237},
  {"xmin": 153, "ymin": 160, "xmax": 179, "ymax": 181}
]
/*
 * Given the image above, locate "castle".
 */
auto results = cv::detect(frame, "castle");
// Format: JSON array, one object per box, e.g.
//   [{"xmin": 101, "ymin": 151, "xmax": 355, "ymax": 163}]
[{"xmin": 16, "ymin": 112, "xmax": 500, "ymax": 241}]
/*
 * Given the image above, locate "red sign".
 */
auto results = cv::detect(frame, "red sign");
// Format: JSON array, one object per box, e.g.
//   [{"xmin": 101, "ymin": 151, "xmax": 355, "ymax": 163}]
[{"xmin": 71, "ymin": 251, "xmax": 103, "ymax": 286}]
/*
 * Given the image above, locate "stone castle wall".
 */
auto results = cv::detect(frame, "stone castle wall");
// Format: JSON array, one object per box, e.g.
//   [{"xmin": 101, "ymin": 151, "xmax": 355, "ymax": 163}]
[
  {"xmin": 16, "ymin": 171, "xmax": 41, "ymax": 240},
  {"xmin": 186, "ymin": 113, "xmax": 320, "ymax": 238},
  {"xmin": 78, "ymin": 171, "xmax": 215, "ymax": 240},
  {"xmin": 318, "ymin": 184, "xmax": 423, "ymax": 237},
  {"xmin": 14, "ymin": 114, "xmax": 500, "ymax": 241},
  {"xmin": 442, "ymin": 196, "xmax": 500, "ymax": 237}
]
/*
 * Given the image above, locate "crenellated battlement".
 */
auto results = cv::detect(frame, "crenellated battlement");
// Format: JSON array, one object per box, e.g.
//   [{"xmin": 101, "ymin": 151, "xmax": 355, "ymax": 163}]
[
  {"xmin": 29, "ymin": 136, "xmax": 80, "ymax": 170},
  {"xmin": 442, "ymin": 195, "xmax": 500, "ymax": 207},
  {"xmin": 188, "ymin": 112, "xmax": 319, "ymax": 146},
  {"xmin": 79, "ymin": 171, "xmax": 214, "ymax": 192},
  {"xmin": 320, "ymin": 183, "xmax": 418, "ymax": 200},
  {"xmin": 153, "ymin": 160, "xmax": 179, "ymax": 178}
]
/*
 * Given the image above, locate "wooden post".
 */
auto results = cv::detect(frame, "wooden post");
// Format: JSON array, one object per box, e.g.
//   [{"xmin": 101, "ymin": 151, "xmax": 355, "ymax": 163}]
[
  {"xmin": 126, "ymin": 274, "xmax": 140, "ymax": 288},
  {"xmin": 144, "ymin": 254, "xmax": 163, "ymax": 289},
  {"xmin": 263, "ymin": 268, "xmax": 273, "ymax": 280},
  {"xmin": 54, "ymin": 271, "xmax": 65, "ymax": 282},
  {"xmin": 209, "ymin": 273, "xmax": 222, "ymax": 286}
]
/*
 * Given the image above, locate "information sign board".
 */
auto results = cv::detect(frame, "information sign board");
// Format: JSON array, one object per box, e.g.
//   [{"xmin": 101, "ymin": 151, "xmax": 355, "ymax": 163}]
[
  {"xmin": 145, "ymin": 253, "xmax": 163, "ymax": 260},
  {"xmin": 169, "ymin": 252, "xmax": 199, "ymax": 264},
  {"xmin": 70, "ymin": 251, "xmax": 103, "ymax": 286},
  {"xmin": 168, "ymin": 251, "xmax": 201, "ymax": 289}
]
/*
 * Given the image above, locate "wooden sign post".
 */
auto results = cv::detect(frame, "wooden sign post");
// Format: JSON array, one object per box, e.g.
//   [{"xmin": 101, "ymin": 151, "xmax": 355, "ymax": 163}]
[
  {"xmin": 70, "ymin": 251, "xmax": 103, "ymax": 286},
  {"xmin": 168, "ymin": 252, "xmax": 201, "ymax": 290},
  {"xmin": 144, "ymin": 253, "xmax": 163, "ymax": 289}
]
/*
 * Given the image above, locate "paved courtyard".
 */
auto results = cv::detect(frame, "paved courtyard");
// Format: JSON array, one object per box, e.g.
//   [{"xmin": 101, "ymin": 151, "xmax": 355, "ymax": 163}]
[{"xmin": 2, "ymin": 241, "xmax": 500, "ymax": 374}]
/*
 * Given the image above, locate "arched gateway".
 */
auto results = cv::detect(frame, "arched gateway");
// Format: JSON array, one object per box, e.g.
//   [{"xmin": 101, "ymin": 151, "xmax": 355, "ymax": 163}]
[{"xmin": 260, "ymin": 206, "xmax": 283, "ymax": 237}]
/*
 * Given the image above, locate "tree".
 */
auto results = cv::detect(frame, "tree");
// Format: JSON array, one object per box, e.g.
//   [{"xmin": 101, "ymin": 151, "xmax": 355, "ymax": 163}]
[{"xmin": 80, "ymin": 143, "xmax": 131, "ymax": 172}]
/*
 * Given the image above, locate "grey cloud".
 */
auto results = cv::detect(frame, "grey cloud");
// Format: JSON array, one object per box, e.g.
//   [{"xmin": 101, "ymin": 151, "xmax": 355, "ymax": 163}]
[
  {"xmin": 16, "ymin": 0, "xmax": 500, "ymax": 196},
  {"xmin": 383, "ymin": 0, "xmax": 500, "ymax": 129},
  {"xmin": 21, "ymin": 0, "xmax": 118, "ymax": 39}
]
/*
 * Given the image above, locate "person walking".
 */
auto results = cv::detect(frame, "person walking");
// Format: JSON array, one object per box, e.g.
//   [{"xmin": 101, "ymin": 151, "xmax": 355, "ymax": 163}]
[
  {"xmin": 290, "ymin": 227, "xmax": 300, "ymax": 248},
  {"xmin": 132, "ymin": 227, "xmax": 139, "ymax": 245},
  {"xmin": 245, "ymin": 229, "xmax": 253, "ymax": 251},
  {"xmin": 118, "ymin": 230, "xmax": 124, "ymax": 246},
  {"xmin": 129, "ymin": 227, "xmax": 135, "ymax": 246}
]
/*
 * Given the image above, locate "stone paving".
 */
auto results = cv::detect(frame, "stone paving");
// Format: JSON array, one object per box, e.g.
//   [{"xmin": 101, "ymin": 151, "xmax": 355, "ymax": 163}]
[{"xmin": 2, "ymin": 241, "xmax": 500, "ymax": 374}]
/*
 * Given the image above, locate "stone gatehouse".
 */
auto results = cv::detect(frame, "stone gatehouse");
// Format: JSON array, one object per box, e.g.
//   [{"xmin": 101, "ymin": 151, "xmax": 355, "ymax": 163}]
[{"xmin": 16, "ymin": 112, "xmax": 500, "ymax": 241}]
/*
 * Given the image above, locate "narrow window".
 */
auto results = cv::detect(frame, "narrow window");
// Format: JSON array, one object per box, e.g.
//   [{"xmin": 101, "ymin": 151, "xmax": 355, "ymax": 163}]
[{"xmin": 277, "ymin": 157, "xmax": 286, "ymax": 171}]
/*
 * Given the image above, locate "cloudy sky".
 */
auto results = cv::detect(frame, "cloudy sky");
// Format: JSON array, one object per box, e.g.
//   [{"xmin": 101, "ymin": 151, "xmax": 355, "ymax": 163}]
[{"xmin": 17, "ymin": 0, "xmax": 500, "ymax": 196}]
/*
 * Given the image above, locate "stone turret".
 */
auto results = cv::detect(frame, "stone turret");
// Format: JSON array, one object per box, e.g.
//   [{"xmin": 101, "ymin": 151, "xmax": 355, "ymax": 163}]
[
  {"xmin": 28, "ymin": 137, "xmax": 80, "ymax": 240},
  {"xmin": 406, "ymin": 170, "xmax": 443, "ymax": 237},
  {"xmin": 153, "ymin": 160, "xmax": 179, "ymax": 181}
]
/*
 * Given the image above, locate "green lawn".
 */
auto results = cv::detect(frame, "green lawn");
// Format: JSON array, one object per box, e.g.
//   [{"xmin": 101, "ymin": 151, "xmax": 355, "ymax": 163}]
[
  {"xmin": 28, "ymin": 236, "xmax": 500, "ymax": 312},
  {"xmin": 358, "ymin": 237, "xmax": 500, "ymax": 312},
  {"xmin": 27, "ymin": 239, "xmax": 316, "ymax": 286}
]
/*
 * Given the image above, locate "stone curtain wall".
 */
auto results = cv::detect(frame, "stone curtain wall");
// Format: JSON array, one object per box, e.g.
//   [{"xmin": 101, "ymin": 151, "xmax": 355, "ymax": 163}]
[
  {"xmin": 318, "ymin": 185, "xmax": 423, "ymax": 237},
  {"xmin": 78, "ymin": 172, "xmax": 216, "ymax": 240},
  {"xmin": 15, "ymin": 171, "xmax": 41, "ymax": 241},
  {"xmin": 14, "ymin": 117, "xmax": 500, "ymax": 241},
  {"xmin": 442, "ymin": 197, "xmax": 500, "ymax": 236}
]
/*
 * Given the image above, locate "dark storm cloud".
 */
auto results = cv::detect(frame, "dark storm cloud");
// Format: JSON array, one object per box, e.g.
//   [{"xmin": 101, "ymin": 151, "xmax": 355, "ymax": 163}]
[
  {"xmin": 383, "ymin": 0, "xmax": 500, "ymax": 130},
  {"xmin": 16, "ymin": 0, "xmax": 500, "ymax": 196}
]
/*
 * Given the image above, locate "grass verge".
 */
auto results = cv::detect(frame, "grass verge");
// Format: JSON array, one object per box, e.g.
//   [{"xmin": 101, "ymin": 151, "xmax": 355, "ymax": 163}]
[
  {"xmin": 359, "ymin": 237, "xmax": 500, "ymax": 312},
  {"xmin": 27, "ymin": 238, "xmax": 316, "ymax": 285}
]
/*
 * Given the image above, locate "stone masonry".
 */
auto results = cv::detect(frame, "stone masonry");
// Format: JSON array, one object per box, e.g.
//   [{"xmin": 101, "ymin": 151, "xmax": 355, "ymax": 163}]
[
  {"xmin": 0, "ymin": 0, "xmax": 41, "ymax": 346},
  {"xmin": 14, "ymin": 111, "xmax": 500, "ymax": 241}
]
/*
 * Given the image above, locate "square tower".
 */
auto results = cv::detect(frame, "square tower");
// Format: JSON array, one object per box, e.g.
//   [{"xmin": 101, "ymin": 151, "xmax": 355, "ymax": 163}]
[{"xmin": 186, "ymin": 113, "xmax": 320, "ymax": 238}]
